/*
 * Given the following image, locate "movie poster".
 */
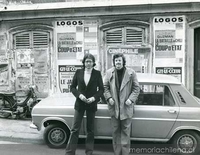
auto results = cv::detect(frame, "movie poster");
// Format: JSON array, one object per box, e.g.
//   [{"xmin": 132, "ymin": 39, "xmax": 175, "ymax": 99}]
[{"xmin": 58, "ymin": 65, "xmax": 82, "ymax": 93}]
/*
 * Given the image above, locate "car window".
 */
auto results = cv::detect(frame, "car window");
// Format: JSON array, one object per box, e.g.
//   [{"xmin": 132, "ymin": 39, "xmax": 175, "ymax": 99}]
[
  {"xmin": 164, "ymin": 86, "xmax": 175, "ymax": 106},
  {"xmin": 98, "ymin": 96, "xmax": 107, "ymax": 104},
  {"xmin": 136, "ymin": 85, "xmax": 175, "ymax": 106}
]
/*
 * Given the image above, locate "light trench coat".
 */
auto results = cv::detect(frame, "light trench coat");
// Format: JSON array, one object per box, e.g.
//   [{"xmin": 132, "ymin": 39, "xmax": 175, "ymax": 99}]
[{"xmin": 103, "ymin": 67, "xmax": 140, "ymax": 120}]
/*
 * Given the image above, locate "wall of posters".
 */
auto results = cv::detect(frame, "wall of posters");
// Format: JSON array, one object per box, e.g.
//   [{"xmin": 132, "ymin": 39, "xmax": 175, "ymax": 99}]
[
  {"xmin": 153, "ymin": 16, "xmax": 185, "ymax": 83},
  {"xmin": 58, "ymin": 65, "xmax": 82, "ymax": 93}
]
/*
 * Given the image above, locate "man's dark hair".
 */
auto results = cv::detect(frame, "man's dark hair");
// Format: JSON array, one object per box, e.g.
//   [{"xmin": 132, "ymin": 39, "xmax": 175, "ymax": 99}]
[
  {"xmin": 112, "ymin": 53, "xmax": 126, "ymax": 67},
  {"xmin": 82, "ymin": 53, "xmax": 96, "ymax": 67}
]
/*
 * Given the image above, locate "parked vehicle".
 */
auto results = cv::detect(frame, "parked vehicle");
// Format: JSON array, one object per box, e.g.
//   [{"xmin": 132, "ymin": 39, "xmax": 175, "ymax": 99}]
[
  {"xmin": 0, "ymin": 85, "xmax": 40, "ymax": 119},
  {"xmin": 31, "ymin": 73, "xmax": 200, "ymax": 154}
]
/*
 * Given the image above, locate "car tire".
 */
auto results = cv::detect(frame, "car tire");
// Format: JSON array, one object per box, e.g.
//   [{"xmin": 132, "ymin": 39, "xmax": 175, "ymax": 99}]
[
  {"xmin": 44, "ymin": 124, "xmax": 70, "ymax": 148},
  {"xmin": 173, "ymin": 131, "xmax": 200, "ymax": 155}
]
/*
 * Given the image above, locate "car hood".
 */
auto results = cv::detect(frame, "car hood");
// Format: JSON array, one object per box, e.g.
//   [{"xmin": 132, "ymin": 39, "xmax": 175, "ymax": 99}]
[{"xmin": 35, "ymin": 92, "xmax": 76, "ymax": 107}]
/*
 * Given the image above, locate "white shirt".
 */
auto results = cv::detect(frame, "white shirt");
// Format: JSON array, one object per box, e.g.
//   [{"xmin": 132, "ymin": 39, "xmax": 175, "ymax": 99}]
[{"xmin": 84, "ymin": 68, "xmax": 92, "ymax": 86}]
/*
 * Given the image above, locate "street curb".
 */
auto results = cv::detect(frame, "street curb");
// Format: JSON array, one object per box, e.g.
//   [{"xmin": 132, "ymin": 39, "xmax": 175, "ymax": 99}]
[
  {"xmin": 0, "ymin": 118, "xmax": 44, "ymax": 144},
  {"xmin": 0, "ymin": 134, "xmax": 45, "ymax": 144}
]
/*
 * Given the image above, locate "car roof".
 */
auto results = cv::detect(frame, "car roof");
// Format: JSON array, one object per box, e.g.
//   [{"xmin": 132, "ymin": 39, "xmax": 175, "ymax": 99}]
[{"xmin": 137, "ymin": 73, "xmax": 181, "ymax": 85}]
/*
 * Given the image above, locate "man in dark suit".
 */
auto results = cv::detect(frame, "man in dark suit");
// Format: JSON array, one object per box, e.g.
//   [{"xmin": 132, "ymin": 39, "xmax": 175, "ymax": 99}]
[{"xmin": 65, "ymin": 53, "xmax": 104, "ymax": 155}]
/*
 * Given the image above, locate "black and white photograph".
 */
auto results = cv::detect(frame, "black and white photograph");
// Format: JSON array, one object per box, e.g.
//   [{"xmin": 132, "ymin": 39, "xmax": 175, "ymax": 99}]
[{"xmin": 0, "ymin": 0, "xmax": 200, "ymax": 155}]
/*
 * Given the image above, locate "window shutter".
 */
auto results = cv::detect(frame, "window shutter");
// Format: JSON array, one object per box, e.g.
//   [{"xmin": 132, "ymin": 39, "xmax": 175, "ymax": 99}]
[
  {"xmin": 106, "ymin": 28, "xmax": 122, "ymax": 44},
  {"xmin": 15, "ymin": 32, "xmax": 31, "ymax": 49},
  {"xmin": 126, "ymin": 28, "xmax": 143, "ymax": 44},
  {"xmin": 14, "ymin": 31, "xmax": 49, "ymax": 49},
  {"xmin": 33, "ymin": 32, "xmax": 49, "ymax": 48}
]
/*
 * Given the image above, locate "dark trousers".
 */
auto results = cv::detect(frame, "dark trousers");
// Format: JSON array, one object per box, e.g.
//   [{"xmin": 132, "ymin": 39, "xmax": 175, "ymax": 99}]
[{"xmin": 65, "ymin": 109, "xmax": 95, "ymax": 155}]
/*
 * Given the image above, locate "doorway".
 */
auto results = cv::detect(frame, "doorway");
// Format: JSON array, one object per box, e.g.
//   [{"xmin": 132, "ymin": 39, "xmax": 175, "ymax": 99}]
[{"xmin": 194, "ymin": 27, "xmax": 200, "ymax": 97}]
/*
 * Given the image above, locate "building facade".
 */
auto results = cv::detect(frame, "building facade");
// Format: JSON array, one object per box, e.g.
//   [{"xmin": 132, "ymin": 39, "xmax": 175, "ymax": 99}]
[{"xmin": 0, "ymin": 0, "xmax": 200, "ymax": 98}]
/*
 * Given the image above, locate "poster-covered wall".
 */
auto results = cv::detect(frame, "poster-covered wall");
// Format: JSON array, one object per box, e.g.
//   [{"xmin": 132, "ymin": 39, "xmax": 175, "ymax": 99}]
[
  {"xmin": 15, "ymin": 48, "xmax": 49, "ymax": 98},
  {"xmin": 153, "ymin": 16, "xmax": 185, "ymax": 83},
  {"xmin": 55, "ymin": 20, "xmax": 98, "ymax": 93},
  {"xmin": 0, "ymin": 34, "xmax": 9, "ymax": 91}
]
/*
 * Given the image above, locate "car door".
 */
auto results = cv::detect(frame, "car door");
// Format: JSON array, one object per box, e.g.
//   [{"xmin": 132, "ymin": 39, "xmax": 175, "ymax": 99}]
[
  {"xmin": 82, "ymin": 101, "xmax": 112, "ymax": 137},
  {"xmin": 94, "ymin": 103, "xmax": 112, "ymax": 137},
  {"xmin": 131, "ymin": 85, "xmax": 179, "ymax": 139}
]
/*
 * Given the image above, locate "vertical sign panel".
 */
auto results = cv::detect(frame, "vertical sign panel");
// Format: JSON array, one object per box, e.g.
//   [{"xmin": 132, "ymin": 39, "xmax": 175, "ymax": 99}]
[{"xmin": 153, "ymin": 16, "xmax": 185, "ymax": 83}]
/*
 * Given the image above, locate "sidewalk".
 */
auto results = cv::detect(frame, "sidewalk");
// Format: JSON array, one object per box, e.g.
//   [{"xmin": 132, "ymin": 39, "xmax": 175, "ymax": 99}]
[{"xmin": 0, "ymin": 118, "xmax": 44, "ymax": 144}]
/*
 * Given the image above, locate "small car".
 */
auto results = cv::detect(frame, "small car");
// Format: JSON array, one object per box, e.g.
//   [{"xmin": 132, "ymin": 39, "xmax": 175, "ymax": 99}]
[{"xmin": 30, "ymin": 73, "xmax": 200, "ymax": 154}]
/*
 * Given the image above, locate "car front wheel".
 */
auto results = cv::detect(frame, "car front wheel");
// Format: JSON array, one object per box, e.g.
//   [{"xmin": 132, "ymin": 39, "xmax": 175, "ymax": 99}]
[
  {"xmin": 173, "ymin": 131, "xmax": 200, "ymax": 154},
  {"xmin": 44, "ymin": 124, "xmax": 70, "ymax": 148}
]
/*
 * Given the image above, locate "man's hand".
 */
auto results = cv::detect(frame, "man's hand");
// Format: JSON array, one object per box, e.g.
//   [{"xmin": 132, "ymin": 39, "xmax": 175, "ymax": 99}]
[
  {"xmin": 87, "ymin": 97, "xmax": 95, "ymax": 104},
  {"xmin": 108, "ymin": 98, "xmax": 115, "ymax": 106},
  {"xmin": 125, "ymin": 99, "xmax": 132, "ymax": 105},
  {"xmin": 79, "ymin": 94, "xmax": 88, "ymax": 103}
]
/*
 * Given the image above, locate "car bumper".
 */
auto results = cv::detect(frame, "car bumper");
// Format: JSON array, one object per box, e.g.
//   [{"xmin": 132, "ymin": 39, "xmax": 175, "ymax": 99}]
[{"xmin": 30, "ymin": 122, "xmax": 38, "ymax": 130}]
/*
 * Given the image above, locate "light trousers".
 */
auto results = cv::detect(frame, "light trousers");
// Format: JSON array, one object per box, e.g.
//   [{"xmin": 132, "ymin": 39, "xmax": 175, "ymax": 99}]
[{"xmin": 111, "ymin": 116, "xmax": 132, "ymax": 155}]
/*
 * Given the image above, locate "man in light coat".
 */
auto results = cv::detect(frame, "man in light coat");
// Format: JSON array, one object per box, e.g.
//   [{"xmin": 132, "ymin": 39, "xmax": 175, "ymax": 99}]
[{"xmin": 103, "ymin": 53, "xmax": 140, "ymax": 155}]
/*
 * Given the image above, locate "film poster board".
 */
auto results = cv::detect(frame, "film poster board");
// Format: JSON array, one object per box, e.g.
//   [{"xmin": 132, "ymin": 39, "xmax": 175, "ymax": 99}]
[
  {"xmin": 58, "ymin": 65, "xmax": 82, "ymax": 93},
  {"xmin": 153, "ymin": 16, "xmax": 185, "ymax": 83}
]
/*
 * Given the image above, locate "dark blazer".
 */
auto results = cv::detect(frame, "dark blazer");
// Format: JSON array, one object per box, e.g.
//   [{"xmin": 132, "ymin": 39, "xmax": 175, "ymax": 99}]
[{"xmin": 70, "ymin": 68, "xmax": 104, "ymax": 112}]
